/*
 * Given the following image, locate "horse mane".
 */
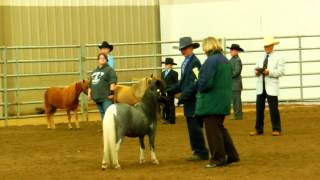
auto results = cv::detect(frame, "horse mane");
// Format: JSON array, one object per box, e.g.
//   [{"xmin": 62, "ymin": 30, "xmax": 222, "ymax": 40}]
[
  {"xmin": 64, "ymin": 81, "xmax": 85, "ymax": 104},
  {"xmin": 132, "ymin": 77, "xmax": 148, "ymax": 98},
  {"xmin": 140, "ymin": 83, "xmax": 160, "ymax": 122}
]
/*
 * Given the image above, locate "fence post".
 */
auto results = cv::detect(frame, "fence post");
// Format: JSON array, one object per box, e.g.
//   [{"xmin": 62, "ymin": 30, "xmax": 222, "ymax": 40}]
[
  {"xmin": 152, "ymin": 42, "xmax": 158, "ymax": 76},
  {"xmin": 13, "ymin": 48, "xmax": 21, "ymax": 118},
  {"xmin": 221, "ymin": 37, "xmax": 227, "ymax": 55},
  {"xmin": 2, "ymin": 48, "xmax": 8, "ymax": 126},
  {"xmin": 79, "ymin": 45, "xmax": 88, "ymax": 121},
  {"xmin": 298, "ymin": 37, "xmax": 304, "ymax": 101}
]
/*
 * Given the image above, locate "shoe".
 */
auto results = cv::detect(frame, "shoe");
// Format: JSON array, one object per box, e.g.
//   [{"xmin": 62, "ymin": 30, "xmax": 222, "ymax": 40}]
[
  {"xmin": 249, "ymin": 131, "xmax": 263, "ymax": 136},
  {"xmin": 226, "ymin": 158, "xmax": 240, "ymax": 164},
  {"xmin": 186, "ymin": 155, "xmax": 207, "ymax": 161},
  {"xmin": 272, "ymin": 131, "xmax": 281, "ymax": 136},
  {"xmin": 205, "ymin": 162, "xmax": 225, "ymax": 168}
]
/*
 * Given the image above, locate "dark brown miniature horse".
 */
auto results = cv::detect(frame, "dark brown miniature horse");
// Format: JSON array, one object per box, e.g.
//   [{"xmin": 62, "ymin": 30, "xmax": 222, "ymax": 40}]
[{"xmin": 44, "ymin": 80, "xmax": 88, "ymax": 129}]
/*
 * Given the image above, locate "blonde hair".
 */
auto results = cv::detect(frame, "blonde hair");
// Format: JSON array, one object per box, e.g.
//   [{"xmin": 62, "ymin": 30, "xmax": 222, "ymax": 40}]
[{"xmin": 202, "ymin": 36, "xmax": 223, "ymax": 55}]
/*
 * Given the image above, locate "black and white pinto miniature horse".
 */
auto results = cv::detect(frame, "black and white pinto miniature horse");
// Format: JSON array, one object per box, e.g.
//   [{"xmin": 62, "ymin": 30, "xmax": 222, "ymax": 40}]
[{"xmin": 102, "ymin": 79, "xmax": 166, "ymax": 169}]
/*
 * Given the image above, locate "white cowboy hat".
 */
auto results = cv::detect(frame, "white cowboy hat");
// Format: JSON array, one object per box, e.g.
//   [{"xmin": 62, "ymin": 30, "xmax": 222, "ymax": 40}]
[{"xmin": 263, "ymin": 36, "xmax": 280, "ymax": 46}]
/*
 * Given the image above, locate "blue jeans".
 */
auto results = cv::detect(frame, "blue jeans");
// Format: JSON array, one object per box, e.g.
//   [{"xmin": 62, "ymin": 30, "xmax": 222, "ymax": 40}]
[{"xmin": 96, "ymin": 99, "xmax": 113, "ymax": 120}]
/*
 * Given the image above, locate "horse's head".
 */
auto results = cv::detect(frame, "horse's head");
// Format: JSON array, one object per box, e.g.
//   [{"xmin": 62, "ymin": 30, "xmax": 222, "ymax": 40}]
[
  {"xmin": 76, "ymin": 80, "xmax": 89, "ymax": 95},
  {"xmin": 147, "ymin": 77, "xmax": 168, "ymax": 106},
  {"xmin": 146, "ymin": 75, "xmax": 166, "ymax": 95}
]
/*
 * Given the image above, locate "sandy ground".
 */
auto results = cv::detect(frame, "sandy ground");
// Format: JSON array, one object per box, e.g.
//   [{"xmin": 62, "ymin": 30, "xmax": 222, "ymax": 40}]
[{"xmin": 0, "ymin": 105, "xmax": 320, "ymax": 180}]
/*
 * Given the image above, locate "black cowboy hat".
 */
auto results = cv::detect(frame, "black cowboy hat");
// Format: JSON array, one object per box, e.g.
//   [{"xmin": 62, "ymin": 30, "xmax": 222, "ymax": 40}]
[
  {"xmin": 178, "ymin": 37, "xmax": 200, "ymax": 50},
  {"xmin": 98, "ymin": 41, "xmax": 114, "ymax": 52},
  {"xmin": 162, "ymin": 57, "xmax": 177, "ymax": 65},
  {"xmin": 227, "ymin": 44, "xmax": 244, "ymax": 52}
]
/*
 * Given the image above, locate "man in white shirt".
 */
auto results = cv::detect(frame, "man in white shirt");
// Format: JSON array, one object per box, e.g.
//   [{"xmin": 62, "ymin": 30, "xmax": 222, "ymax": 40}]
[{"xmin": 250, "ymin": 36, "xmax": 285, "ymax": 136}]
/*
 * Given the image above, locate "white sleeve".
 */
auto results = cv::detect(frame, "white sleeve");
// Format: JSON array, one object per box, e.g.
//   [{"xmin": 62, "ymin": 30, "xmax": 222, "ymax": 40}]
[{"xmin": 269, "ymin": 57, "xmax": 285, "ymax": 78}]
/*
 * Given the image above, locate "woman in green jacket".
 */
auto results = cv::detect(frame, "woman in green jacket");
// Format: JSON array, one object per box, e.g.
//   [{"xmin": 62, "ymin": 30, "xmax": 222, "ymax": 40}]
[{"xmin": 195, "ymin": 37, "xmax": 239, "ymax": 168}]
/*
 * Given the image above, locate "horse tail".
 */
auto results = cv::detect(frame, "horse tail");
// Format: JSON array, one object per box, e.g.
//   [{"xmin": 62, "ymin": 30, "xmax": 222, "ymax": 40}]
[
  {"xmin": 44, "ymin": 89, "xmax": 56, "ymax": 114},
  {"xmin": 44, "ymin": 90, "xmax": 49, "ymax": 113},
  {"xmin": 102, "ymin": 104, "xmax": 118, "ymax": 168}
]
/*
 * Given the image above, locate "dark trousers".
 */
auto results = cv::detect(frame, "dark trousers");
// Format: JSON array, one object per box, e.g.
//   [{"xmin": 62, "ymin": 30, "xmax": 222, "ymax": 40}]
[
  {"xmin": 255, "ymin": 89, "xmax": 281, "ymax": 133},
  {"xmin": 162, "ymin": 94, "xmax": 176, "ymax": 123},
  {"xmin": 186, "ymin": 117, "xmax": 208, "ymax": 159},
  {"xmin": 203, "ymin": 115, "xmax": 239, "ymax": 164},
  {"xmin": 232, "ymin": 91, "xmax": 243, "ymax": 119}
]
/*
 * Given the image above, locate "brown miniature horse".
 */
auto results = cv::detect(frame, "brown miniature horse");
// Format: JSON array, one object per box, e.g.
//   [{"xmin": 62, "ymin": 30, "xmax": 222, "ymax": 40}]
[
  {"xmin": 44, "ymin": 80, "xmax": 88, "ymax": 129},
  {"xmin": 114, "ymin": 76, "xmax": 164, "ymax": 105}
]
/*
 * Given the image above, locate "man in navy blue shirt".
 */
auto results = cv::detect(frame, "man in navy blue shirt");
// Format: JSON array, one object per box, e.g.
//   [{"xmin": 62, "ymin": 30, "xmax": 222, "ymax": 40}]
[{"xmin": 169, "ymin": 37, "xmax": 208, "ymax": 161}]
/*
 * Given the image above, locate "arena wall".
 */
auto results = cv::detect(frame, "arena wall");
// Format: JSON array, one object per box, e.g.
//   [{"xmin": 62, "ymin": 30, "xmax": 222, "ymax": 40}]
[{"xmin": 0, "ymin": 0, "xmax": 161, "ymax": 116}]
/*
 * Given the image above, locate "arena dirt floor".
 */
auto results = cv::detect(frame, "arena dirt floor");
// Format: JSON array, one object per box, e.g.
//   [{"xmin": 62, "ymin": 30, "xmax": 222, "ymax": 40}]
[{"xmin": 1, "ymin": 104, "xmax": 320, "ymax": 180}]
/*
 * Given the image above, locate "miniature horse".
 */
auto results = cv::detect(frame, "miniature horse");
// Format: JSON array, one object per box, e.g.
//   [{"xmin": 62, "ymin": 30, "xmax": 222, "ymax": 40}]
[
  {"xmin": 44, "ymin": 80, "xmax": 88, "ymax": 129},
  {"xmin": 102, "ymin": 79, "xmax": 166, "ymax": 169}
]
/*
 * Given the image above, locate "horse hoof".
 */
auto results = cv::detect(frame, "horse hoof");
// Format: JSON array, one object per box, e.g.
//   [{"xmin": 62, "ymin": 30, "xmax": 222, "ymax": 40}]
[
  {"xmin": 139, "ymin": 159, "xmax": 146, "ymax": 164},
  {"xmin": 101, "ymin": 164, "xmax": 108, "ymax": 170},
  {"xmin": 152, "ymin": 159, "xmax": 159, "ymax": 165},
  {"xmin": 115, "ymin": 164, "xmax": 121, "ymax": 169}
]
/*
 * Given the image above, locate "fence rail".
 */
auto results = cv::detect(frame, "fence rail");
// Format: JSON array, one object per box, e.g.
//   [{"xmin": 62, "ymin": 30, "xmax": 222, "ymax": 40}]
[{"xmin": 1, "ymin": 35, "xmax": 320, "ymax": 126}]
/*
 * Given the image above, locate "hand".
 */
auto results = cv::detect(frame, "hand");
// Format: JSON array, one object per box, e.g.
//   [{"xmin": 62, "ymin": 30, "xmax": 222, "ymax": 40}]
[
  {"xmin": 263, "ymin": 69, "xmax": 269, "ymax": 76},
  {"xmin": 255, "ymin": 70, "xmax": 260, "ymax": 76},
  {"xmin": 87, "ymin": 94, "xmax": 91, "ymax": 100},
  {"xmin": 108, "ymin": 95, "xmax": 114, "ymax": 100}
]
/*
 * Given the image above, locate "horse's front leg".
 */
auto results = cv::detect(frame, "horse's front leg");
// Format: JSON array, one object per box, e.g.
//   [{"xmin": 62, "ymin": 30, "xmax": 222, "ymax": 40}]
[
  {"xmin": 67, "ymin": 110, "xmax": 72, "ymax": 129},
  {"xmin": 149, "ymin": 133, "xmax": 159, "ymax": 164},
  {"xmin": 139, "ymin": 136, "xmax": 146, "ymax": 164}
]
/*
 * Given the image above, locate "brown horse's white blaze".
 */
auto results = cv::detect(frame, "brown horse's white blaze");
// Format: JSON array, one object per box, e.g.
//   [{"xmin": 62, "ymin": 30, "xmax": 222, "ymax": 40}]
[{"xmin": 44, "ymin": 80, "xmax": 88, "ymax": 129}]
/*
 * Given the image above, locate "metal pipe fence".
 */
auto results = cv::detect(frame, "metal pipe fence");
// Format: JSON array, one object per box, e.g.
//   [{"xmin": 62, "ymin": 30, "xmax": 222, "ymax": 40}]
[{"xmin": 1, "ymin": 35, "xmax": 320, "ymax": 126}]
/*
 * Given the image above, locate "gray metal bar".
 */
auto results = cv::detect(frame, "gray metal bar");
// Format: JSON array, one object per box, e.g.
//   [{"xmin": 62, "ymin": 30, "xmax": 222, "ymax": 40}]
[
  {"xmin": 85, "ymin": 47, "xmax": 320, "ymax": 61},
  {"xmin": 242, "ymin": 84, "xmax": 320, "ymax": 91},
  {"xmin": 79, "ymin": 45, "xmax": 87, "ymax": 121},
  {"xmin": 2, "ymin": 101, "xmax": 43, "ymax": 106},
  {"xmin": 85, "ymin": 35, "xmax": 320, "ymax": 47},
  {"xmin": 2, "ymin": 58, "xmax": 79, "ymax": 64},
  {"xmin": 225, "ymin": 35, "xmax": 320, "ymax": 41},
  {"xmin": 0, "ymin": 72, "xmax": 80, "ymax": 78},
  {"xmin": 6, "ymin": 45, "xmax": 80, "ymax": 49},
  {"xmin": 0, "ymin": 86, "xmax": 62, "ymax": 92},
  {"xmin": 13, "ymin": 48, "xmax": 21, "ymax": 118},
  {"xmin": 298, "ymin": 37, "xmax": 304, "ymax": 101}
]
